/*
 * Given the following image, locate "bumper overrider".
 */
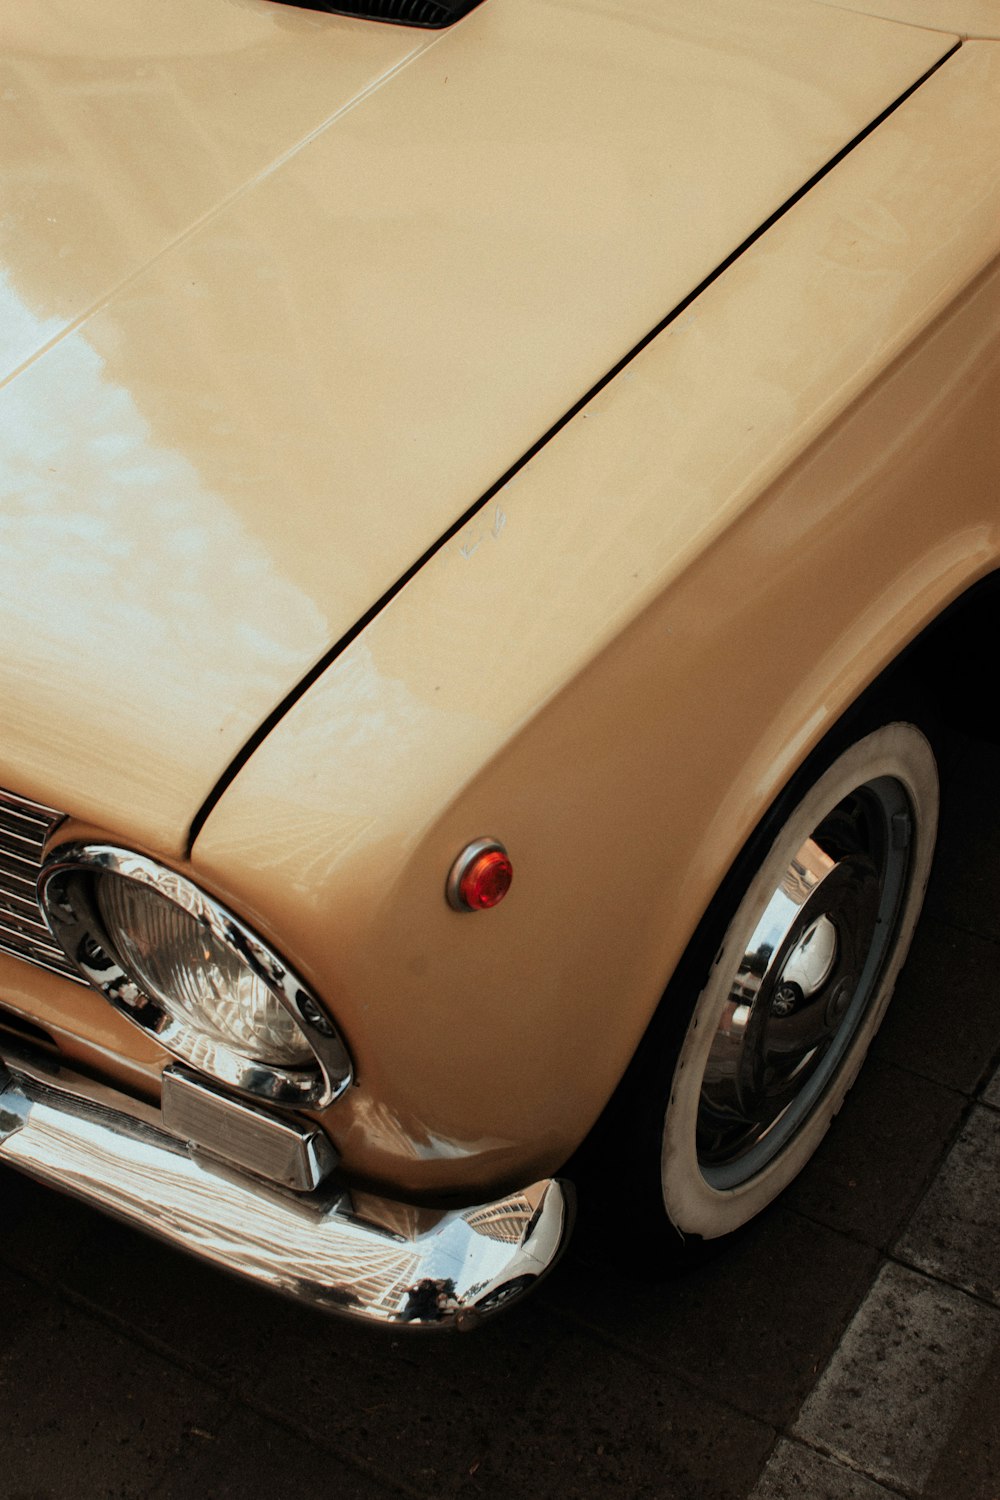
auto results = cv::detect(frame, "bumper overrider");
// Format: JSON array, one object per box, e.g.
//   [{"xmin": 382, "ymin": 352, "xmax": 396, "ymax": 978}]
[{"xmin": 0, "ymin": 1048, "xmax": 573, "ymax": 1329}]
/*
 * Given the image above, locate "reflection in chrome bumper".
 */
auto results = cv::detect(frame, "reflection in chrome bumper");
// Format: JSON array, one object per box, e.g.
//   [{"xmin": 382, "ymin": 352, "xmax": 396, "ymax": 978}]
[{"xmin": 0, "ymin": 1054, "xmax": 573, "ymax": 1329}]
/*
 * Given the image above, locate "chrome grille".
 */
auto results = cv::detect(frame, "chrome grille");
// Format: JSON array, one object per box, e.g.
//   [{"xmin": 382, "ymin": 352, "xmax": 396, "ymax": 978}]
[{"xmin": 0, "ymin": 789, "xmax": 84, "ymax": 984}]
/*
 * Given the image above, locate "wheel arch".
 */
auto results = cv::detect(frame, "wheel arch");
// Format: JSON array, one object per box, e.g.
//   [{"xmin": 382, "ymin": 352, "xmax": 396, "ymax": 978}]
[{"xmin": 568, "ymin": 570, "xmax": 998, "ymax": 1253}]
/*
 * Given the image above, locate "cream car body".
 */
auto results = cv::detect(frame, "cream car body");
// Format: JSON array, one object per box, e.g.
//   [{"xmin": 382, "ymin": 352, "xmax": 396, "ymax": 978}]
[{"xmin": 1, "ymin": 0, "xmax": 998, "ymax": 1323}]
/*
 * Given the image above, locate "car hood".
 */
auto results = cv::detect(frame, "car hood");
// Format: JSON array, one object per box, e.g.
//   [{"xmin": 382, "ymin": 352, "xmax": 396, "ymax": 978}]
[{"xmin": 0, "ymin": 0, "xmax": 950, "ymax": 854}]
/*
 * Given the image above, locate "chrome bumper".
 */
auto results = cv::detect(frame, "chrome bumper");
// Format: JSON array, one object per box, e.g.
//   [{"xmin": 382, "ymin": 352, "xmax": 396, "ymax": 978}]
[{"xmin": 0, "ymin": 1054, "xmax": 572, "ymax": 1329}]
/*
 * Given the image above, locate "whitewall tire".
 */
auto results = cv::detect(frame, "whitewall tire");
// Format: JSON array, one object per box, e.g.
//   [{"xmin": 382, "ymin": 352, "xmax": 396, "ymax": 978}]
[{"xmin": 659, "ymin": 723, "xmax": 938, "ymax": 1241}]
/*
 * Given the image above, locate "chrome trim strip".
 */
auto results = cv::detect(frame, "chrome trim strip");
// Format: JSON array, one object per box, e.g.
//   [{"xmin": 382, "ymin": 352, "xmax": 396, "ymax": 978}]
[
  {"xmin": 0, "ymin": 1054, "xmax": 572, "ymax": 1329},
  {"xmin": 1, "ymin": 1044, "xmax": 163, "ymax": 1128}
]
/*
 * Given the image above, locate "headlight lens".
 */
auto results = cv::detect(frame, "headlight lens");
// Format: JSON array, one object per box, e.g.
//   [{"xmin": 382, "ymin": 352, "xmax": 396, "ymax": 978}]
[
  {"xmin": 97, "ymin": 874, "xmax": 314, "ymax": 1069},
  {"xmin": 40, "ymin": 846, "xmax": 352, "ymax": 1108}
]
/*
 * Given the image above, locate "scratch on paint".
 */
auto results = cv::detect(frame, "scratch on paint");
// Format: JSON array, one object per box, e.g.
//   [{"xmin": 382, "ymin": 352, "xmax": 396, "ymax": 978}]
[{"xmin": 460, "ymin": 502, "xmax": 507, "ymax": 558}]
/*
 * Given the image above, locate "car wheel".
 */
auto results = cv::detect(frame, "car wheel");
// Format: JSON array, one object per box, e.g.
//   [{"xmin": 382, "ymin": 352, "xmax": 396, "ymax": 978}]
[
  {"xmin": 580, "ymin": 719, "xmax": 938, "ymax": 1268},
  {"xmin": 659, "ymin": 721, "xmax": 938, "ymax": 1243}
]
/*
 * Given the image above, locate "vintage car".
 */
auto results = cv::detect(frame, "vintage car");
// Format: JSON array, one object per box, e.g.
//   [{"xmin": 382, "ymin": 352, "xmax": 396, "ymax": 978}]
[{"xmin": 1, "ymin": 0, "xmax": 998, "ymax": 1328}]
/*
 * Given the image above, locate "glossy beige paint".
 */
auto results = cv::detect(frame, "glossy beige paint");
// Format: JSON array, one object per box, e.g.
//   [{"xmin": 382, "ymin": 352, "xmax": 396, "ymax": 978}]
[
  {"xmin": 818, "ymin": 0, "xmax": 1000, "ymax": 36},
  {"xmin": 191, "ymin": 41, "xmax": 1000, "ymax": 1197},
  {"xmin": 1, "ymin": 1, "xmax": 427, "ymax": 380},
  {"xmin": 0, "ymin": 0, "xmax": 948, "ymax": 851},
  {"xmin": 0, "ymin": 949, "xmax": 163, "ymax": 1100}
]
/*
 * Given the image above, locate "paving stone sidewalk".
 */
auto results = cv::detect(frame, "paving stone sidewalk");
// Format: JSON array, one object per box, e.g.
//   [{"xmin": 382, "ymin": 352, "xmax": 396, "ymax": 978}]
[{"xmin": 1, "ymin": 733, "xmax": 998, "ymax": 1500}]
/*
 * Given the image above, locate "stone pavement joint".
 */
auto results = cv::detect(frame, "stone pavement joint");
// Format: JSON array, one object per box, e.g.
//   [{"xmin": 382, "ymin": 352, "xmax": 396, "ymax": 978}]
[
  {"xmin": 748, "ymin": 1439, "xmax": 908, "ymax": 1499},
  {"xmin": 792, "ymin": 1262, "xmax": 1000, "ymax": 1494},
  {"xmin": 896, "ymin": 1102, "xmax": 1000, "ymax": 1306}
]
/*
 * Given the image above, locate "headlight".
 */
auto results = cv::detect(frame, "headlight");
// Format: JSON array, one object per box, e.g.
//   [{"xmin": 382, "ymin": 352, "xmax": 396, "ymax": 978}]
[{"xmin": 39, "ymin": 845, "xmax": 352, "ymax": 1108}]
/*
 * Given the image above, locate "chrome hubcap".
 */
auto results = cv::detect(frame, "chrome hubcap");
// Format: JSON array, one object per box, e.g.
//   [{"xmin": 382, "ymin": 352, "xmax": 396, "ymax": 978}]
[{"xmin": 696, "ymin": 777, "xmax": 912, "ymax": 1189}]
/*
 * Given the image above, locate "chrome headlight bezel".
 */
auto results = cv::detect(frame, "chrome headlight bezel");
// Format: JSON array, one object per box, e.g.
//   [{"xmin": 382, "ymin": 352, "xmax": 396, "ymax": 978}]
[{"xmin": 38, "ymin": 844, "xmax": 352, "ymax": 1109}]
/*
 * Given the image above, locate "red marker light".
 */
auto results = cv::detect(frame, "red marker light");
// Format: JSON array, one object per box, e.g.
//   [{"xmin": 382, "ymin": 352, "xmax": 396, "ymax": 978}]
[{"xmin": 447, "ymin": 841, "xmax": 513, "ymax": 912}]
